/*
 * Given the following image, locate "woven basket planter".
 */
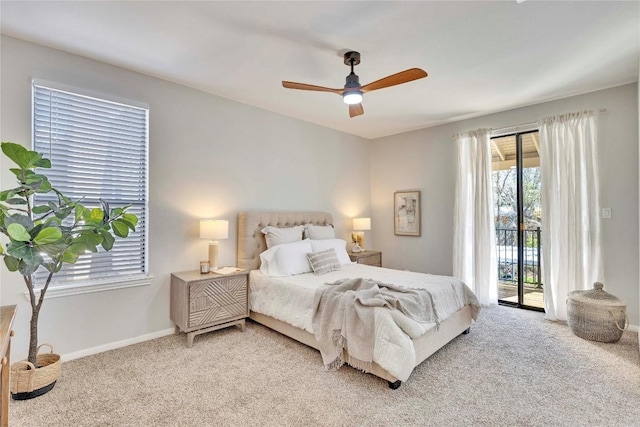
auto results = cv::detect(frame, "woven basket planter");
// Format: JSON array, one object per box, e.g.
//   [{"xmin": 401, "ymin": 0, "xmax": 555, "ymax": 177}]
[
  {"xmin": 10, "ymin": 344, "xmax": 61, "ymax": 400},
  {"xmin": 567, "ymin": 282, "xmax": 628, "ymax": 343}
]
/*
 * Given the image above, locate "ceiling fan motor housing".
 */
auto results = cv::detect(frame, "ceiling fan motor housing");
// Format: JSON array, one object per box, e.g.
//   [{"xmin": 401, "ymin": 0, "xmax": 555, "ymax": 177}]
[{"xmin": 345, "ymin": 72, "xmax": 360, "ymax": 89}]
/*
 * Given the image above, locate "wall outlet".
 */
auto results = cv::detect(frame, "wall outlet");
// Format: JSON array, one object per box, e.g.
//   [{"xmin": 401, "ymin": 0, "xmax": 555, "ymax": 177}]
[{"xmin": 602, "ymin": 208, "xmax": 611, "ymax": 219}]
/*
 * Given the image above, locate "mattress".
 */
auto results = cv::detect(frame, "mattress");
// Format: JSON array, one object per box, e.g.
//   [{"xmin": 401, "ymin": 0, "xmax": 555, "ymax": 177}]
[{"xmin": 249, "ymin": 263, "xmax": 476, "ymax": 334}]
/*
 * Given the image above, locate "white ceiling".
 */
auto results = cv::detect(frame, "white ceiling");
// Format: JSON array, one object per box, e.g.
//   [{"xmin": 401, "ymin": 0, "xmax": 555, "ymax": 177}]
[{"xmin": 1, "ymin": 1, "xmax": 638, "ymax": 139}]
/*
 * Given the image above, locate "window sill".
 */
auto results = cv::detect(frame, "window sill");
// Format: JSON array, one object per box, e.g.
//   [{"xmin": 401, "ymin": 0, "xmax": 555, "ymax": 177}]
[{"xmin": 25, "ymin": 274, "xmax": 153, "ymax": 300}]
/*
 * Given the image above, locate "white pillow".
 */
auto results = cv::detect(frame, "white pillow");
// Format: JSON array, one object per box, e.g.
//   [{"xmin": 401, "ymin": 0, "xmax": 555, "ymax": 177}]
[
  {"xmin": 303, "ymin": 224, "xmax": 335, "ymax": 240},
  {"xmin": 310, "ymin": 239, "xmax": 352, "ymax": 266},
  {"xmin": 260, "ymin": 239, "xmax": 313, "ymax": 276},
  {"xmin": 261, "ymin": 225, "xmax": 304, "ymax": 248}
]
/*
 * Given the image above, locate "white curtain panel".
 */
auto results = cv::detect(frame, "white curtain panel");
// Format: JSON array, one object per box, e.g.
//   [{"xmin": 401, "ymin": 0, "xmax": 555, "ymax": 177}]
[
  {"xmin": 538, "ymin": 111, "xmax": 602, "ymax": 321},
  {"xmin": 453, "ymin": 129, "xmax": 498, "ymax": 305}
]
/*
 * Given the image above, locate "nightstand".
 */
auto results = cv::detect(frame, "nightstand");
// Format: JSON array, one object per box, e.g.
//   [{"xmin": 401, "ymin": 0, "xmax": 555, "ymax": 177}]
[
  {"xmin": 170, "ymin": 269, "xmax": 249, "ymax": 347},
  {"xmin": 348, "ymin": 250, "xmax": 382, "ymax": 267}
]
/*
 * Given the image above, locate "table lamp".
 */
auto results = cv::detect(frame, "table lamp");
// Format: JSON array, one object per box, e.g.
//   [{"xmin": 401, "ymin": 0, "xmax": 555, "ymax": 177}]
[
  {"xmin": 351, "ymin": 217, "xmax": 371, "ymax": 253},
  {"xmin": 200, "ymin": 219, "xmax": 229, "ymax": 271}
]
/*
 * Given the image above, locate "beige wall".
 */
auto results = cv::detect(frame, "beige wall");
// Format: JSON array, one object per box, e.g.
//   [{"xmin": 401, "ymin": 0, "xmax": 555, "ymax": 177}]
[
  {"xmin": 371, "ymin": 83, "xmax": 640, "ymax": 328},
  {"xmin": 0, "ymin": 36, "xmax": 371, "ymax": 360}
]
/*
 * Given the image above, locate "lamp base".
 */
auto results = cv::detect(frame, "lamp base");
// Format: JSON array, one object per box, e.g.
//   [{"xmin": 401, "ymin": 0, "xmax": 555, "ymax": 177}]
[
  {"xmin": 208, "ymin": 241, "xmax": 219, "ymax": 271},
  {"xmin": 351, "ymin": 231, "xmax": 365, "ymax": 252}
]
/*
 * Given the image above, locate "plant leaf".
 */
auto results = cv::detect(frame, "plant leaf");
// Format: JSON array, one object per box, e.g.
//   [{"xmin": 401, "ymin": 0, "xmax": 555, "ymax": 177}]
[
  {"xmin": 35, "ymin": 157, "xmax": 51, "ymax": 168},
  {"xmin": 32, "ymin": 205, "xmax": 52, "ymax": 214},
  {"xmin": 44, "ymin": 216, "xmax": 62, "ymax": 226},
  {"xmin": 122, "ymin": 213, "xmax": 138, "ymax": 230},
  {"xmin": 6, "ymin": 241, "xmax": 42, "ymax": 270},
  {"xmin": 73, "ymin": 232, "xmax": 103, "ymax": 252},
  {"xmin": 37, "ymin": 243, "xmax": 69, "ymax": 257},
  {"xmin": 54, "ymin": 206, "xmax": 73, "ymax": 220},
  {"xmin": 112, "ymin": 220, "xmax": 130, "ymax": 238},
  {"xmin": 18, "ymin": 261, "xmax": 39, "ymax": 276},
  {"xmin": 33, "ymin": 227, "xmax": 63, "ymax": 245},
  {"xmin": 74, "ymin": 205, "xmax": 87, "ymax": 222},
  {"xmin": 35, "ymin": 179, "xmax": 52, "ymax": 193},
  {"xmin": 7, "ymin": 223, "xmax": 31, "ymax": 242},
  {"xmin": 24, "ymin": 174, "xmax": 47, "ymax": 184},
  {"xmin": 0, "ymin": 189, "xmax": 18, "ymax": 201},
  {"xmin": 3, "ymin": 143, "xmax": 44, "ymax": 171},
  {"xmin": 98, "ymin": 229, "xmax": 115, "ymax": 251},
  {"xmin": 4, "ymin": 256, "xmax": 19, "ymax": 271},
  {"xmin": 9, "ymin": 167, "xmax": 22, "ymax": 176},
  {"xmin": 6, "ymin": 241, "xmax": 31, "ymax": 258},
  {"xmin": 88, "ymin": 208, "xmax": 104, "ymax": 224},
  {"xmin": 28, "ymin": 223, "xmax": 44, "ymax": 238},
  {"xmin": 5, "ymin": 213, "xmax": 34, "ymax": 230},
  {"xmin": 5, "ymin": 198, "xmax": 27, "ymax": 205},
  {"xmin": 61, "ymin": 243, "xmax": 86, "ymax": 264},
  {"xmin": 1, "ymin": 142, "xmax": 29, "ymax": 168}
]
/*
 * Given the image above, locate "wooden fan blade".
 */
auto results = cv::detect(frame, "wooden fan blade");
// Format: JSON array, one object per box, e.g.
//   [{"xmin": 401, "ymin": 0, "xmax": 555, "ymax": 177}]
[
  {"xmin": 361, "ymin": 68, "xmax": 428, "ymax": 93},
  {"xmin": 349, "ymin": 103, "xmax": 364, "ymax": 118},
  {"xmin": 282, "ymin": 81, "xmax": 343, "ymax": 94}
]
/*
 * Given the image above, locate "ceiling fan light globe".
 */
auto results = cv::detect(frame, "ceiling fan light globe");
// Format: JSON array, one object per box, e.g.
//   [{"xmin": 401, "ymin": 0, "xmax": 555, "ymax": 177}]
[{"xmin": 343, "ymin": 91, "xmax": 363, "ymax": 105}]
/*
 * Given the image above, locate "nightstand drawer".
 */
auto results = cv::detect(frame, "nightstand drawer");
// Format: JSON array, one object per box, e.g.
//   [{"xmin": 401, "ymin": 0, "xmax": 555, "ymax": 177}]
[
  {"xmin": 189, "ymin": 276, "xmax": 247, "ymax": 328},
  {"xmin": 189, "ymin": 302, "xmax": 246, "ymax": 328},
  {"xmin": 348, "ymin": 250, "xmax": 382, "ymax": 267},
  {"xmin": 357, "ymin": 253, "xmax": 381, "ymax": 266}
]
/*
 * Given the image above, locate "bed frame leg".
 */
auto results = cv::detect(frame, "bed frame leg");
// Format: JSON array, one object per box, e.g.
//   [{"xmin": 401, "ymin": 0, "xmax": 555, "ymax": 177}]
[
  {"xmin": 462, "ymin": 327, "xmax": 471, "ymax": 335},
  {"xmin": 388, "ymin": 380, "xmax": 401, "ymax": 390}
]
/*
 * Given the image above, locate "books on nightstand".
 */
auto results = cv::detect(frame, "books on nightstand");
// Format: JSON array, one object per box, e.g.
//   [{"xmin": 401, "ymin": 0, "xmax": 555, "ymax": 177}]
[{"xmin": 212, "ymin": 266, "xmax": 243, "ymax": 275}]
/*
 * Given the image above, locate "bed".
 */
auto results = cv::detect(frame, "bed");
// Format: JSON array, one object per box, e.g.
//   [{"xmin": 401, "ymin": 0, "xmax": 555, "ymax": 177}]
[{"xmin": 237, "ymin": 211, "xmax": 479, "ymax": 389}]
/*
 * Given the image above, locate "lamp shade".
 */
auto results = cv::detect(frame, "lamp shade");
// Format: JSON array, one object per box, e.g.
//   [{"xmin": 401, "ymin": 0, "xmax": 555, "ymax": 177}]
[
  {"xmin": 200, "ymin": 219, "xmax": 229, "ymax": 240},
  {"xmin": 353, "ymin": 217, "xmax": 371, "ymax": 231}
]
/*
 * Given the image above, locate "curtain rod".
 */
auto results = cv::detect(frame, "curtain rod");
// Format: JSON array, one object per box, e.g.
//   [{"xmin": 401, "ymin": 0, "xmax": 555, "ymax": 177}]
[{"xmin": 491, "ymin": 108, "xmax": 608, "ymax": 136}]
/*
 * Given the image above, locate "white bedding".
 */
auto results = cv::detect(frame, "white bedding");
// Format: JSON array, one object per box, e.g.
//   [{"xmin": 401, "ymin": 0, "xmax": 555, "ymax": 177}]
[{"xmin": 249, "ymin": 264, "xmax": 479, "ymax": 381}]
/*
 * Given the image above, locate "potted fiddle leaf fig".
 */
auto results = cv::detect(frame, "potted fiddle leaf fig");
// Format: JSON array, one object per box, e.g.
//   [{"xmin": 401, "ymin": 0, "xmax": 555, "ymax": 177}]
[{"xmin": 0, "ymin": 141, "xmax": 138, "ymax": 399}]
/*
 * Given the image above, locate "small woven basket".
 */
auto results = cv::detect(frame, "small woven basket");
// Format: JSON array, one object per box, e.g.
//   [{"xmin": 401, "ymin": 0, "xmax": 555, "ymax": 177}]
[
  {"xmin": 10, "ymin": 343, "xmax": 61, "ymax": 395},
  {"xmin": 567, "ymin": 282, "xmax": 628, "ymax": 343}
]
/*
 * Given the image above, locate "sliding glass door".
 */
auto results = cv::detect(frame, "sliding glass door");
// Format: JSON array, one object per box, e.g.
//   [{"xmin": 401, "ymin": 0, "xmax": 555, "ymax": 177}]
[{"xmin": 491, "ymin": 130, "xmax": 543, "ymax": 311}]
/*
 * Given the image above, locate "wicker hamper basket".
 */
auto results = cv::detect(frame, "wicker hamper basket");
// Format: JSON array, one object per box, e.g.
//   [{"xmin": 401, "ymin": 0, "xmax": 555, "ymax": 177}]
[
  {"xmin": 567, "ymin": 282, "xmax": 628, "ymax": 343},
  {"xmin": 10, "ymin": 343, "xmax": 61, "ymax": 399}
]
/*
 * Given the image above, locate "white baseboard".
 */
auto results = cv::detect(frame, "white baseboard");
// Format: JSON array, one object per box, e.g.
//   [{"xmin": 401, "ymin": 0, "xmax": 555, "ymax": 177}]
[
  {"xmin": 628, "ymin": 324, "xmax": 639, "ymax": 333},
  {"xmin": 61, "ymin": 327, "xmax": 176, "ymax": 362}
]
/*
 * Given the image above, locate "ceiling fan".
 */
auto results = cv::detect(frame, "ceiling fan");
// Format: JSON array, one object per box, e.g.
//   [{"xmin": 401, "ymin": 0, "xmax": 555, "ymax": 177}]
[{"xmin": 282, "ymin": 51, "xmax": 428, "ymax": 118}]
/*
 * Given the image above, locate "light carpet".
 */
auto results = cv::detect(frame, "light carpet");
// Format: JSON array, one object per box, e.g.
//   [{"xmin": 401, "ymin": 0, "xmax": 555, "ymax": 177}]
[{"xmin": 10, "ymin": 306, "xmax": 640, "ymax": 426}]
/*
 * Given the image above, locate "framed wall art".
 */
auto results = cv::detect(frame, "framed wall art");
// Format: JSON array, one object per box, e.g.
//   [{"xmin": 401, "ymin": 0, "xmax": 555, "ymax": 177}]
[{"xmin": 394, "ymin": 190, "xmax": 421, "ymax": 236}]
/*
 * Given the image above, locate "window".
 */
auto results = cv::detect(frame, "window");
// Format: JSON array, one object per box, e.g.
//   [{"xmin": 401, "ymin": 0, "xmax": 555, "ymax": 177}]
[{"xmin": 32, "ymin": 81, "xmax": 149, "ymax": 291}]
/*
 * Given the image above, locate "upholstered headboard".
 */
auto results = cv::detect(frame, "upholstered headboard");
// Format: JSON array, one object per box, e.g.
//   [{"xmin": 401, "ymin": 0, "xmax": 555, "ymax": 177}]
[{"xmin": 237, "ymin": 211, "xmax": 334, "ymax": 271}]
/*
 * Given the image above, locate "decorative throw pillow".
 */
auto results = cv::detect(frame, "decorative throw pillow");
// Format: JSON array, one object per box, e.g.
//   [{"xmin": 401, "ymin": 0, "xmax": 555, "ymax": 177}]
[
  {"xmin": 306, "ymin": 249, "xmax": 341, "ymax": 275},
  {"xmin": 261, "ymin": 225, "xmax": 304, "ymax": 248},
  {"xmin": 310, "ymin": 239, "xmax": 353, "ymax": 266},
  {"xmin": 303, "ymin": 224, "xmax": 335, "ymax": 240}
]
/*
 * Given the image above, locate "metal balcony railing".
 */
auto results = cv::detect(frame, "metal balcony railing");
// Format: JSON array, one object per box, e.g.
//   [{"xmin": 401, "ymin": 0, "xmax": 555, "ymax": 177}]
[{"xmin": 496, "ymin": 227, "xmax": 542, "ymax": 288}]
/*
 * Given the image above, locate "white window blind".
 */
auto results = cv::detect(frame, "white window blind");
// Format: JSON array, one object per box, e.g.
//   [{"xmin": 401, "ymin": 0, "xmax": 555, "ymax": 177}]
[{"xmin": 32, "ymin": 82, "xmax": 148, "ymax": 286}]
